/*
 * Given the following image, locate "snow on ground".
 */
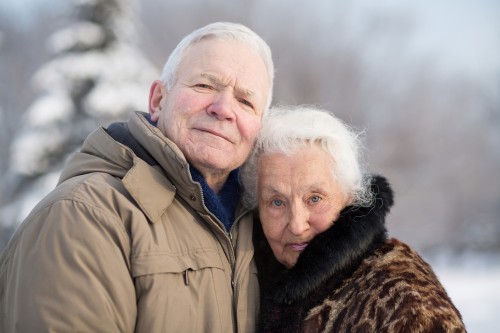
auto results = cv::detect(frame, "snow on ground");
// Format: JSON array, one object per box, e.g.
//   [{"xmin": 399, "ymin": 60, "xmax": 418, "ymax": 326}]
[{"xmin": 427, "ymin": 252, "xmax": 500, "ymax": 333}]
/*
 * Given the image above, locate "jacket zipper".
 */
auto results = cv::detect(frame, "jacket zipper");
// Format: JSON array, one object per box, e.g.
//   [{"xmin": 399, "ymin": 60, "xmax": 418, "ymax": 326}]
[{"xmin": 198, "ymin": 190, "xmax": 237, "ymax": 267}]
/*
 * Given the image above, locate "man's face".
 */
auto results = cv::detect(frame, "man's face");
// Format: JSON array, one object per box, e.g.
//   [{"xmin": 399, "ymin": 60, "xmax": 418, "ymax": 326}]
[{"xmin": 151, "ymin": 39, "xmax": 270, "ymax": 177}]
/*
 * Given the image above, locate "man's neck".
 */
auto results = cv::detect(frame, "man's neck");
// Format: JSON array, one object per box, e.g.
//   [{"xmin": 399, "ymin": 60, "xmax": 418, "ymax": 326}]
[
  {"xmin": 195, "ymin": 168, "xmax": 229, "ymax": 193},
  {"xmin": 189, "ymin": 166, "xmax": 241, "ymax": 231}
]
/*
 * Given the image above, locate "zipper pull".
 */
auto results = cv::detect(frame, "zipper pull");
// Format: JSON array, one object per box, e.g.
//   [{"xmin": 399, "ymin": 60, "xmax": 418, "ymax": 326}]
[{"xmin": 184, "ymin": 269, "xmax": 190, "ymax": 286}]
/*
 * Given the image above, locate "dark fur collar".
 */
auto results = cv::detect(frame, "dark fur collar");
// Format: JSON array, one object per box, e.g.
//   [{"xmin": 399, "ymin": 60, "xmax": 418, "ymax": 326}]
[{"xmin": 254, "ymin": 175, "xmax": 394, "ymax": 305}]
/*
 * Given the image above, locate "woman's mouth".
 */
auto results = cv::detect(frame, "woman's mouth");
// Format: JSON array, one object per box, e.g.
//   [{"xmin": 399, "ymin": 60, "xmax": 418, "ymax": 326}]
[{"xmin": 290, "ymin": 243, "xmax": 308, "ymax": 251}]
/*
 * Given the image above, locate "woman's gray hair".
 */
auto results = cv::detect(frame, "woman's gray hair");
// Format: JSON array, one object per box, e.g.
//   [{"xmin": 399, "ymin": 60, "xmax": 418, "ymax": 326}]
[
  {"xmin": 159, "ymin": 21, "xmax": 274, "ymax": 111},
  {"xmin": 240, "ymin": 105, "xmax": 373, "ymax": 209}
]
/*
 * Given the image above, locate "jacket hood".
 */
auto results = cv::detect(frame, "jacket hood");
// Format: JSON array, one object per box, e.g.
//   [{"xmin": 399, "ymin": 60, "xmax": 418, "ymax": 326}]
[
  {"xmin": 59, "ymin": 112, "xmax": 187, "ymax": 183},
  {"xmin": 58, "ymin": 126, "xmax": 135, "ymax": 183},
  {"xmin": 57, "ymin": 112, "xmax": 195, "ymax": 223},
  {"xmin": 255, "ymin": 175, "xmax": 394, "ymax": 305}
]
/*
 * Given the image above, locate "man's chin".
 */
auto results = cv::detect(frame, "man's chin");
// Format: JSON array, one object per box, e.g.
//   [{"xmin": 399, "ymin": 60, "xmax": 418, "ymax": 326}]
[
  {"xmin": 192, "ymin": 152, "xmax": 243, "ymax": 172},
  {"xmin": 190, "ymin": 158, "xmax": 237, "ymax": 178}
]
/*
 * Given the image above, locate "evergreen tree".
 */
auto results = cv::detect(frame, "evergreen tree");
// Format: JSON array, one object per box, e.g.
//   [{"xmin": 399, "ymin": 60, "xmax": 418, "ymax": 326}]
[{"xmin": 0, "ymin": 0, "xmax": 158, "ymax": 245}]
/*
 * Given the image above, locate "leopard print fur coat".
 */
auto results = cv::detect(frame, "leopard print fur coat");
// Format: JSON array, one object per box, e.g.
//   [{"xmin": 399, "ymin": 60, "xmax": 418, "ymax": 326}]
[{"xmin": 254, "ymin": 175, "xmax": 466, "ymax": 333}]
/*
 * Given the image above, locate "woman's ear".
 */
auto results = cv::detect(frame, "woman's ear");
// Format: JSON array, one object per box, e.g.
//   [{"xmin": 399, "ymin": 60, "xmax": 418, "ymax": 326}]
[{"xmin": 149, "ymin": 80, "xmax": 167, "ymax": 122}]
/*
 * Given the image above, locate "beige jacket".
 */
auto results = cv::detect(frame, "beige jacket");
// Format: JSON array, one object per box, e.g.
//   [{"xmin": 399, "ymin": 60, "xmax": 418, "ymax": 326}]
[{"xmin": 0, "ymin": 112, "xmax": 259, "ymax": 332}]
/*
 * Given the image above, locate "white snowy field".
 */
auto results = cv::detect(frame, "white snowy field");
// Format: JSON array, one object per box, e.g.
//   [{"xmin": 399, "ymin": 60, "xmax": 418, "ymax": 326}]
[{"xmin": 428, "ymin": 253, "xmax": 500, "ymax": 333}]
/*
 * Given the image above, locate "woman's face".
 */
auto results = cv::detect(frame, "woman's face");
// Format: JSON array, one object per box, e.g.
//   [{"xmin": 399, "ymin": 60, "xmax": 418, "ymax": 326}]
[{"xmin": 257, "ymin": 145, "xmax": 348, "ymax": 268}]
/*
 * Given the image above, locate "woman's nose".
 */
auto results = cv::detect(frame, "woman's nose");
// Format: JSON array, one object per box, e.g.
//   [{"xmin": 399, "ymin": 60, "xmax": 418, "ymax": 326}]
[{"xmin": 288, "ymin": 205, "xmax": 310, "ymax": 236}]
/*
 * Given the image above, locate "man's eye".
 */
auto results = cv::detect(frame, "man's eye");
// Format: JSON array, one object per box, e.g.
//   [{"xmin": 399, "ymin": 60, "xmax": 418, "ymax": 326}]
[
  {"xmin": 271, "ymin": 199, "xmax": 283, "ymax": 207},
  {"xmin": 194, "ymin": 83, "xmax": 213, "ymax": 90},
  {"xmin": 238, "ymin": 98, "xmax": 254, "ymax": 109}
]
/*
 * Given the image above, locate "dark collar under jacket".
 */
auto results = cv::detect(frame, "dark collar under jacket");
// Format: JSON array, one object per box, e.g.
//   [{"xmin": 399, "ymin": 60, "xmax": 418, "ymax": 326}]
[{"xmin": 254, "ymin": 175, "xmax": 394, "ymax": 329}]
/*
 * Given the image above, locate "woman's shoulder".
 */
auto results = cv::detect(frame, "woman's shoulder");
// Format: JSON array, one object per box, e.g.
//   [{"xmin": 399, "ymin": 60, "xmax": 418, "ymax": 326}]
[
  {"xmin": 303, "ymin": 238, "xmax": 466, "ymax": 332},
  {"xmin": 363, "ymin": 238, "xmax": 443, "ymax": 287},
  {"xmin": 357, "ymin": 238, "xmax": 466, "ymax": 331}
]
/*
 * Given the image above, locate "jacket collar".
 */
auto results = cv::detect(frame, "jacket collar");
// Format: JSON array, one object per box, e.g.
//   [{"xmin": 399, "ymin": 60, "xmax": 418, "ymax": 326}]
[
  {"xmin": 122, "ymin": 157, "xmax": 176, "ymax": 223},
  {"xmin": 127, "ymin": 112, "xmax": 210, "ymax": 214},
  {"xmin": 255, "ymin": 175, "xmax": 394, "ymax": 305}
]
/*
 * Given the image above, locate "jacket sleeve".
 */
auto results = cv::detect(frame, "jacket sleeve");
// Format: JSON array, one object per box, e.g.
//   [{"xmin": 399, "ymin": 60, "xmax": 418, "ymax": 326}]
[{"xmin": 1, "ymin": 198, "xmax": 137, "ymax": 332}]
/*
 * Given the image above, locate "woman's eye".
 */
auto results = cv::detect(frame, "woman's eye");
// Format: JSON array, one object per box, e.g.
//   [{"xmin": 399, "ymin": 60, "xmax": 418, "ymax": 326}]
[
  {"xmin": 271, "ymin": 199, "xmax": 283, "ymax": 207},
  {"xmin": 309, "ymin": 196, "xmax": 321, "ymax": 203}
]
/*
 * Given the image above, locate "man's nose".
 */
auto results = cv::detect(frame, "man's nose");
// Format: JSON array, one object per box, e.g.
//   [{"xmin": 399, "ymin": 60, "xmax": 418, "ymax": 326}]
[
  {"xmin": 288, "ymin": 204, "xmax": 310, "ymax": 236},
  {"xmin": 207, "ymin": 91, "xmax": 236, "ymax": 120}
]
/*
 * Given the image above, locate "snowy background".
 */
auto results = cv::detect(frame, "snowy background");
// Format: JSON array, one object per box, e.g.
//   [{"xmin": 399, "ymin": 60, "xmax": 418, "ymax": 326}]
[{"xmin": 1, "ymin": 0, "xmax": 499, "ymax": 331}]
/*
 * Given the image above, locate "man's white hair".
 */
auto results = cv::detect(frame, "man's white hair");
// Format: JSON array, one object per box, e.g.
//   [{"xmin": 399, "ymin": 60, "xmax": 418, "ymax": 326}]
[{"xmin": 159, "ymin": 21, "xmax": 274, "ymax": 111}]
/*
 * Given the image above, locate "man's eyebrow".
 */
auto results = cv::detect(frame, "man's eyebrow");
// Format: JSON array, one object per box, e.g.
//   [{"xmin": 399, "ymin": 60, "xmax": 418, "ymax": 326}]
[
  {"xmin": 200, "ymin": 73, "xmax": 255, "ymax": 97},
  {"xmin": 237, "ymin": 87, "xmax": 255, "ymax": 98},
  {"xmin": 200, "ymin": 73, "xmax": 221, "ymax": 85}
]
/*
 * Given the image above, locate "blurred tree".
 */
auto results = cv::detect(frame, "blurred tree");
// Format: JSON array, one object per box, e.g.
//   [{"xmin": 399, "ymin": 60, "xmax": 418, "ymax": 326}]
[
  {"xmin": 0, "ymin": 9, "xmax": 59, "ymax": 177},
  {"xmin": 0, "ymin": 0, "xmax": 158, "ymax": 250}
]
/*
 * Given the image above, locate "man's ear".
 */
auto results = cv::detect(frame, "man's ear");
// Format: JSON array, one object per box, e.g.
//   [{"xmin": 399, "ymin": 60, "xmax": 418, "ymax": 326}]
[{"xmin": 149, "ymin": 80, "xmax": 167, "ymax": 122}]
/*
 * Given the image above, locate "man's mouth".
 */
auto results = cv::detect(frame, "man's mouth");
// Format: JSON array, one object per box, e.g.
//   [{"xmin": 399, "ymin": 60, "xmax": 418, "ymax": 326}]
[{"xmin": 197, "ymin": 128, "xmax": 232, "ymax": 142}]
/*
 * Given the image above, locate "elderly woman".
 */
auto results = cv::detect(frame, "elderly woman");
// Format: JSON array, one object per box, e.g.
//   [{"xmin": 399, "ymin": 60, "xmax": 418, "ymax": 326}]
[{"xmin": 241, "ymin": 106, "xmax": 466, "ymax": 333}]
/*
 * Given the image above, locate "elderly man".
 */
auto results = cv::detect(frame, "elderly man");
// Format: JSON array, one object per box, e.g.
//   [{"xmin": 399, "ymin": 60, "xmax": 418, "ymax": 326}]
[{"xmin": 0, "ymin": 22, "xmax": 274, "ymax": 332}]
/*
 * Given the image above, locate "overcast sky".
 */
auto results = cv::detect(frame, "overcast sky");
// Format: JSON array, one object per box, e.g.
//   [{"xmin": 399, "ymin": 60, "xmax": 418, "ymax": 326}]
[{"xmin": 1, "ymin": 0, "xmax": 499, "ymax": 89}]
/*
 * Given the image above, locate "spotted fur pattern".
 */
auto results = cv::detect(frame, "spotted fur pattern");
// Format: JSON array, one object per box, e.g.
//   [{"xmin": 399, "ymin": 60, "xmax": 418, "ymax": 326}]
[{"xmin": 301, "ymin": 239, "xmax": 465, "ymax": 332}]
